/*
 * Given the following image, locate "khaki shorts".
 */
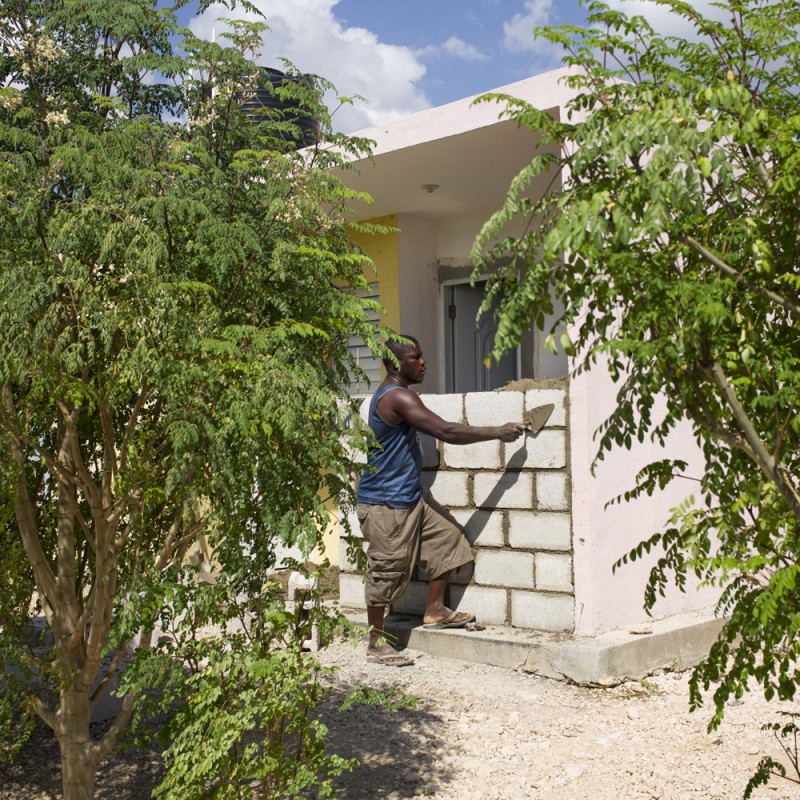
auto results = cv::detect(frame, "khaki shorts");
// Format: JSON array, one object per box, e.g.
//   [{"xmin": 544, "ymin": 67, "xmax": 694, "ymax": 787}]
[{"xmin": 357, "ymin": 487, "xmax": 474, "ymax": 608}]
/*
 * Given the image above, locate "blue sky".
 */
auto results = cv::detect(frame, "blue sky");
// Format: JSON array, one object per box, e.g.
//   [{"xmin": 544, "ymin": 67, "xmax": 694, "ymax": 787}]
[{"xmin": 180, "ymin": 0, "xmax": 716, "ymax": 133}]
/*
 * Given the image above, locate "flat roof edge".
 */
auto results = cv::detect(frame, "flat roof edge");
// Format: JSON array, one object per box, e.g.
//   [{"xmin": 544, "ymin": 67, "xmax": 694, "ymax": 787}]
[{"xmin": 349, "ymin": 66, "xmax": 578, "ymax": 157}]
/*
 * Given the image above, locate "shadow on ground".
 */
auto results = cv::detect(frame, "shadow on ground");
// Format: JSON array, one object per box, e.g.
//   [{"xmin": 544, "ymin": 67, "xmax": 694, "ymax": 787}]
[
  {"xmin": 316, "ymin": 673, "xmax": 453, "ymax": 799},
  {"xmin": 0, "ymin": 721, "xmax": 163, "ymax": 800},
  {"xmin": 0, "ymin": 655, "xmax": 444, "ymax": 800}
]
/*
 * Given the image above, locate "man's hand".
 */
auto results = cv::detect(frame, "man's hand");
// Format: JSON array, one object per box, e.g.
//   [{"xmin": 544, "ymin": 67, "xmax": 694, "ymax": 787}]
[{"xmin": 497, "ymin": 422, "xmax": 525, "ymax": 442}]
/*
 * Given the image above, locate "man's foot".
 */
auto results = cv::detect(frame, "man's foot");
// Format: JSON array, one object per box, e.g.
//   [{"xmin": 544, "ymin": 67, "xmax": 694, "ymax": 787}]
[
  {"xmin": 366, "ymin": 645, "xmax": 415, "ymax": 667},
  {"xmin": 422, "ymin": 609, "xmax": 476, "ymax": 629}
]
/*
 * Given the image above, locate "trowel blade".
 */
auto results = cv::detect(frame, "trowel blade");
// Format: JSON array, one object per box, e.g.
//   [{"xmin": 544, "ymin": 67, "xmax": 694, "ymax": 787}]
[{"xmin": 523, "ymin": 403, "xmax": 555, "ymax": 434}]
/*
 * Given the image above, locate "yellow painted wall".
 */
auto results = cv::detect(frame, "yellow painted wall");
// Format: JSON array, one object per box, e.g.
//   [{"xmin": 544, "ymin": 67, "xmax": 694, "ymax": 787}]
[
  {"xmin": 318, "ymin": 491, "xmax": 342, "ymax": 567},
  {"xmin": 348, "ymin": 214, "xmax": 400, "ymax": 331},
  {"xmin": 318, "ymin": 214, "xmax": 400, "ymax": 564}
]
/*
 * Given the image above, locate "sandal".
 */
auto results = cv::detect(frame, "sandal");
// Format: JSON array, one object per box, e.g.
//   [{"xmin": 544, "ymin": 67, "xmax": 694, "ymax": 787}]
[
  {"xmin": 366, "ymin": 650, "xmax": 415, "ymax": 667},
  {"xmin": 422, "ymin": 609, "xmax": 476, "ymax": 629}
]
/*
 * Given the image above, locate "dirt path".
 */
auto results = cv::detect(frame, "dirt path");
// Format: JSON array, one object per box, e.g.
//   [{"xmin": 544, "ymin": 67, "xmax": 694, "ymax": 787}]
[
  {"xmin": 2, "ymin": 637, "xmax": 798, "ymax": 799},
  {"xmin": 316, "ymin": 639, "xmax": 799, "ymax": 800}
]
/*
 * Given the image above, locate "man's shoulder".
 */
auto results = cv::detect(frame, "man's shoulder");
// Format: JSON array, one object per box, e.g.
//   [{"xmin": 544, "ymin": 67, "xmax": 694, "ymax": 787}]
[
  {"xmin": 379, "ymin": 385, "xmax": 422, "ymax": 409},
  {"xmin": 374, "ymin": 382, "xmax": 408, "ymax": 400}
]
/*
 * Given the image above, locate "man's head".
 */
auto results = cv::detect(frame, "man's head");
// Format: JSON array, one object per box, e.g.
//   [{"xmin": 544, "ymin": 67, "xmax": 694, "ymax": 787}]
[
  {"xmin": 382, "ymin": 335, "xmax": 420, "ymax": 369},
  {"xmin": 383, "ymin": 335, "xmax": 425, "ymax": 385}
]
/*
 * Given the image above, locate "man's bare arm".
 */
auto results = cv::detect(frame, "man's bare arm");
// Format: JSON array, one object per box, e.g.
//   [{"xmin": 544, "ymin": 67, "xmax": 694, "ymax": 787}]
[{"xmin": 378, "ymin": 389, "xmax": 524, "ymax": 444}]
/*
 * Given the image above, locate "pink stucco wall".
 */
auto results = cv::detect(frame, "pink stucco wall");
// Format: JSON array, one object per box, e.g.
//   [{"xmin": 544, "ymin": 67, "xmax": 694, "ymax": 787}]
[{"xmin": 569, "ymin": 355, "xmax": 720, "ymax": 636}]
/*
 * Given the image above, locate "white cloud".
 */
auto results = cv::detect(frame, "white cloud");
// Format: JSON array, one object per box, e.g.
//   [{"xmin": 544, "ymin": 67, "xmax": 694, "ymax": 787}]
[
  {"xmin": 187, "ymin": 0, "xmax": 431, "ymax": 133},
  {"xmin": 599, "ymin": 1, "xmax": 728, "ymax": 39},
  {"xmin": 502, "ymin": 0, "xmax": 555, "ymax": 54},
  {"xmin": 416, "ymin": 36, "xmax": 489, "ymax": 62},
  {"xmin": 500, "ymin": 0, "xmax": 728, "ymax": 58}
]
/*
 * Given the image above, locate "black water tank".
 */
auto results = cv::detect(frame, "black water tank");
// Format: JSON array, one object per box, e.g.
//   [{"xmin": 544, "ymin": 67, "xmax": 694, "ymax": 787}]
[{"xmin": 240, "ymin": 67, "xmax": 320, "ymax": 148}]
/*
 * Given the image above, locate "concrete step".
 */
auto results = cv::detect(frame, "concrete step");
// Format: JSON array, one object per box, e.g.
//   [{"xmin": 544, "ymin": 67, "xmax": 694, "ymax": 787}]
[{"xmin": 341, "ymin": 606, "xmax": 724, "ymax": 685}]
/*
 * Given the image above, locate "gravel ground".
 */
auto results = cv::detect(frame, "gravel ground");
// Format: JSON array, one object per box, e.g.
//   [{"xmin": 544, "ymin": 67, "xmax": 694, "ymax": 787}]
[
  {"xmin": 2, "ymin": 636, "xmax": 799, "ymax": 800},
  {"xmin": 316, "ymin": 640, "xmax": 799, "ymax": 800}
]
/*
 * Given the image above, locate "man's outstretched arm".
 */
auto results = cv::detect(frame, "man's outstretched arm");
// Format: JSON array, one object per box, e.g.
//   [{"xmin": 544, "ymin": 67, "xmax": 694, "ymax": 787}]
[{"xmin": 379, "ymin": 389, "xmax": 524, "ymax": 444}]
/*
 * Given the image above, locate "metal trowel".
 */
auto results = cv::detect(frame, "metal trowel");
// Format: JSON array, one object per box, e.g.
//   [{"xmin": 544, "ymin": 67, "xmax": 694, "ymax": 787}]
[{"xmin": 523, "ymin": 403, "xmax": 554, "ymax": 434}]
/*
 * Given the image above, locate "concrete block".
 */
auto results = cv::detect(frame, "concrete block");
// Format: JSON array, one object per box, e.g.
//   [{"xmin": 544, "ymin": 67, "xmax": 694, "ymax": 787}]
[
  {"xmin": 339, "ymin": 572, "xmax": 367, "ymax": 610},
  {"xmin": 474, "ymin": 471, "xmax": 533, "ymax": 509},
  {"xmin": 450, "ymin": 509, "xmax": 505, "ymax": 547},
  {"xmin": 358, "ymin": 395, "xmax": 372, "ymax": 423},
  {"xmin": 508, "ymin": 511, "xmax": 571, "ymax": 551},
  {"xmin": 505, "ymin": 430, "xmax": 566, "ymax": 469},
  {"xmin": 449, "ymin": 584, "xmax": 508, "ymax": 625},
  {"xmin": 347, "ymin": 444, "xmax": 368, "ymax": 465},
  {"xmin": 474, "ymin": 550, "xmax": 534, "ymax": 589},
  {"xmin": 286, "ymin": 572, "xmax": 321, "ymax": 651},
  {"xmin": 465, "ymin": 391, "xmax": 523, "ymax": 427},
  {"xmin": 340, "ymin": 506, "xmax": 363, "ymax": 539},
  {"xmin": 422, "ymin": 470, "xmax": 470, "ymax": 507},
  {"xmin": 389, "ymin": 580, "xmax": 429, "ymax": 616},
  {"xmin": 339, "ymin": 537, "xmax": 367, "ymax": 573},
  {"xmin": 511, "ymin": 591, "xmax": 574, "ymax": 632},
  {"xmin": 288, "ymin": 571, "xmax": 319, "ymax": 601},
  {"xmin": 536, "ymin": 471, "xmax": 569, "ymax": 511},
  {"xmin": 420, "ymin": 392, "xmax": 464, "ymax": 422},
  {"xmin": 524, "ymin": 388, "xmax": 567, "ymax": 427},
  {"xmin": 419, "ymin": 432, "xmax": 440, "ymax": 469},
  {"xmin": 442, "ymin": 440, "xmax": 501, "ymax": 470},
  {"xmin": 535, "ymin": 553, "xmax": 573, "ymax": 592}
]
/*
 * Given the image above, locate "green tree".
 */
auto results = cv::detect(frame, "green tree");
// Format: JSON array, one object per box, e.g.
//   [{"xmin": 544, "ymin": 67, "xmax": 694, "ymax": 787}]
[
  {"xmin": 473, "ymin": 0, "xmax": 800, "ymax": 750},
  {"xmin": 0, "ymin": 1, "xmax": 382, "ymax": 798}
]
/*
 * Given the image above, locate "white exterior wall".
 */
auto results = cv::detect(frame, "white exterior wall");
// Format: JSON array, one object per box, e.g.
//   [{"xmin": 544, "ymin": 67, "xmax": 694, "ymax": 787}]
[
  {"xmin": 396, "ymin": 214, "xmax": 443, "ymax": 393},
  {"xmin": 436, "ymin": 211, "xmax": 491, "ymax": 265}
]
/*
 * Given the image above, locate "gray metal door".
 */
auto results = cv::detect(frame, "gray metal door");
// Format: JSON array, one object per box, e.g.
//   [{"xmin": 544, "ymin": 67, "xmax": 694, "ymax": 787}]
[{"xmin": 446, "ymin": 283, "xmax": 517, "ymax": 392}]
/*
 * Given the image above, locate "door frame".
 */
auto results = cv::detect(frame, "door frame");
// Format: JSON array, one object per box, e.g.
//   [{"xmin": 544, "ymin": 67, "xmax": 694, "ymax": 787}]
[{"xmin": 442, "ymin": 276, "xmax": 522, "ymax": 393}]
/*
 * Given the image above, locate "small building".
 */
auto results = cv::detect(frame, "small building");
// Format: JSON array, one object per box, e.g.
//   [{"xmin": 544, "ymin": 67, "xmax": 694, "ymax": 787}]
[{"xmin": 335, "ymin": 68, "xmax": 721, "ymax": 681}]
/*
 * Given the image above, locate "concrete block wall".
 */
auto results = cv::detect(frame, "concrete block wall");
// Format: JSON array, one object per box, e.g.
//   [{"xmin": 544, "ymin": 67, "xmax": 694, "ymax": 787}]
[{"xmin": 339, "ymin": 385, "xmax": 574, "ymax": 632}]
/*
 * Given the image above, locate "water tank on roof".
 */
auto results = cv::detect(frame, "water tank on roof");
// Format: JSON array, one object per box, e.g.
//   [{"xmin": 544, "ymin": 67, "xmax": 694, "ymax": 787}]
[{"xmin": 240, "ymin": 67, "xmax": 320, "ymax": 148}]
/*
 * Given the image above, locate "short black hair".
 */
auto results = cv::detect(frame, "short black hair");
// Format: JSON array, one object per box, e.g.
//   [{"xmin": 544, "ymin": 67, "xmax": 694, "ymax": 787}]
[{"xmin": 382, "ymin": 335, "xmax": 420, "ymax": 369}]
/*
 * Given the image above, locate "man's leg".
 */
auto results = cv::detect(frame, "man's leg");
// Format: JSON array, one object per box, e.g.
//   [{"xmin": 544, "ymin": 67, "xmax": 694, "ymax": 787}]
[
  {"xmin": 422, "ymin": 569, "xmax": 474, "ymax": 627},
  {"xmin": 422, "ymin": 570, "xmax": 450, "ymax": 625},
  {"xmin": 418, "ymin": 491, "xmax": 476, "ymax": 628},
  {"xmin": 366, "ymin": 605, "xmax": 414, "ymax": 665},
  {"xmin": 367, "ymin": 605, "xmax": 387, "ymax": 651},
  {"xmin": 359, "ymin": 502, "xmax": 418, "ymax": 666}
]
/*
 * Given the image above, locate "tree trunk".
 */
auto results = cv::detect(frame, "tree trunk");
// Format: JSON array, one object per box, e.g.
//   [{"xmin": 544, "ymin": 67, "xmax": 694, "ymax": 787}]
[{"xmin": 56, "ymin": 685, "xmax": 99, "ymax": 800}]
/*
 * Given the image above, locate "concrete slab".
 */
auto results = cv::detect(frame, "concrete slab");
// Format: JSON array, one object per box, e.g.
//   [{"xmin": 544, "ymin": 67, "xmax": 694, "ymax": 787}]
[{"xmin": 341, "ymin": 606, "xmax": 725, "ymax": 686}]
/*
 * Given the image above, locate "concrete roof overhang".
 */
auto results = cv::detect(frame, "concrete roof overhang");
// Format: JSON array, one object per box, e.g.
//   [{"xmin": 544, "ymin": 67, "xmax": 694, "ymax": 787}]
[{"xmin": 333, "ymin": 67, "xmax": 577, "ymax": 224}]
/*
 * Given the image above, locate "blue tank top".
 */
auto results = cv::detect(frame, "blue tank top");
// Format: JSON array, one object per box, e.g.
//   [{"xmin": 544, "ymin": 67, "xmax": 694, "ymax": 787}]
[{"xmin": 356, "ymin": 385, "xmax": 423, "ymax": 508}]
